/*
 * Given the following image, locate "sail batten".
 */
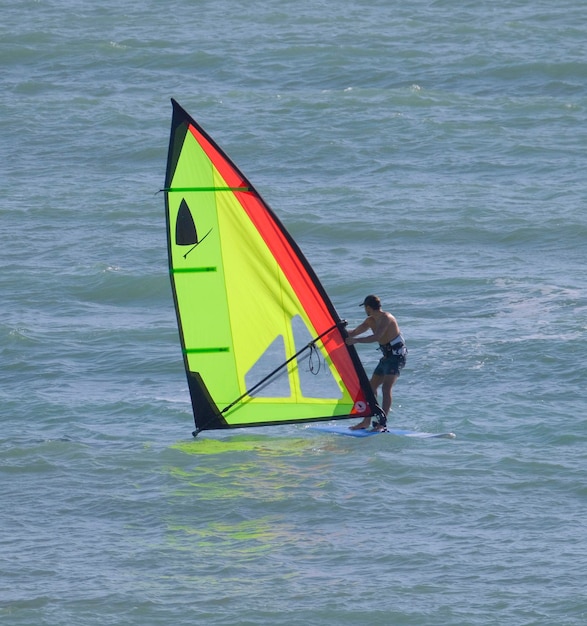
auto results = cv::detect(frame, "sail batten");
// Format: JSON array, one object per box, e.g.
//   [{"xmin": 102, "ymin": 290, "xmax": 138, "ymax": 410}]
[
  {"xmin": 164, "ymin": 99, "xmax": 382, "ymax": 434},
  {"xmin": 171, "ymin": 267, "xmax": 217, "ymax": 274},
  {"xmin": 164, "ymin": 186, "xmax": 250, "ymax": 192},
  {"xmin": 184, "ymin": 347, "xmax": 230, "ymax": 354}
]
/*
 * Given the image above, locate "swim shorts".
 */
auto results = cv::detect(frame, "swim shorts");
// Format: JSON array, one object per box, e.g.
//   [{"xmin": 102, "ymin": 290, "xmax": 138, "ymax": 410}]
[{"xmin": 374, "ymin": 354, "xmax": 406, "ymax": 377}]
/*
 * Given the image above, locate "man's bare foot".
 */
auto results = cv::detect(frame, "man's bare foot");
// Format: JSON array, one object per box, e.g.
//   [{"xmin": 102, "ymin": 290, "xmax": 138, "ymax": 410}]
[{"xmin": 349, "ymin": 420, "xmax": 371, "ymax": 430}]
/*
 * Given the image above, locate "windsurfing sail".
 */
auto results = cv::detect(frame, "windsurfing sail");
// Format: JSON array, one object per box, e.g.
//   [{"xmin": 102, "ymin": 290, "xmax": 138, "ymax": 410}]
[{"xmin": 163, "ymin": 99, "xmax": 383, "ymax": 435}]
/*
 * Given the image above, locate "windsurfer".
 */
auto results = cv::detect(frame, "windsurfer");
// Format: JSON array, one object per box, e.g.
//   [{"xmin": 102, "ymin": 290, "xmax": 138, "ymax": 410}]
[{"xmin": 345, "ymin": 295, "xmax": 407, "ymax": 430}]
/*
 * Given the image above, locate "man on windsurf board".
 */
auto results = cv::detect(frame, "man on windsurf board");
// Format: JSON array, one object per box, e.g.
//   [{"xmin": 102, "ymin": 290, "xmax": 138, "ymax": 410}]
[{"xmin": 345, "ymin": 295, "xmax": 407, "ymax": 430}]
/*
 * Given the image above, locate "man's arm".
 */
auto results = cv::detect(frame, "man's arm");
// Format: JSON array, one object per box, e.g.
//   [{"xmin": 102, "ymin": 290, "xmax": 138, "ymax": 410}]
[
  {"xmin": 347, "ymin": 315, "xmax": 392, "ymax": 345},
  {"xmin": 345, "ymin": 318, "xmax": 378, "ymax": 345},
  {"xmin": 346, "ymin": 319, "xmax": 372, "ymax": 338}
]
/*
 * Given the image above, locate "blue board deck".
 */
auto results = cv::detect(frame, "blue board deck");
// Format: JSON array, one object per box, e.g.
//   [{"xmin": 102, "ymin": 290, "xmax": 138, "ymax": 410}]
[{"xmin": 309, "ymin": 424, "xmax": 456, "ymax": 439}]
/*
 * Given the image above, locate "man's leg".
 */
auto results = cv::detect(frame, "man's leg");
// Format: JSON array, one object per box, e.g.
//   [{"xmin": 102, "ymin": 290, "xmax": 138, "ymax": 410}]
[{"xmin": 381, "ymin": 374, "xmax": 398, "ymax": 416}]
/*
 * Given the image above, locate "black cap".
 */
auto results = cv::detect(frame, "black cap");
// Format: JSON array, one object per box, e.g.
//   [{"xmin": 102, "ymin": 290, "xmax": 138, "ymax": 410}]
[{"xmin": 359, "ymin": 295, "xmax": 381, "ymax": 309}]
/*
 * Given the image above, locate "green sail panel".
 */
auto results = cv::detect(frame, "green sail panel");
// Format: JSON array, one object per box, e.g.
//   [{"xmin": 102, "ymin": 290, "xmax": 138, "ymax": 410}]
[{"xmin": 164, "ymin": 99, "xmax": 381, "ymax": 434}]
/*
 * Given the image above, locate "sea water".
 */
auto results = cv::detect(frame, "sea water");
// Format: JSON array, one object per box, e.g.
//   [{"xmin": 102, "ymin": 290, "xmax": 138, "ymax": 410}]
[{"xmin": 1, "ymin": 0, "xmax": 586, "ymax": 624}]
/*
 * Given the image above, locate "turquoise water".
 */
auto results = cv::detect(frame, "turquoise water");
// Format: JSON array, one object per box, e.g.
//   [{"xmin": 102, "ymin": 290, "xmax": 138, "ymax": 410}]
[{"xmin": 1, "ymin": 1, "xmax": 586, "ymax": 624}]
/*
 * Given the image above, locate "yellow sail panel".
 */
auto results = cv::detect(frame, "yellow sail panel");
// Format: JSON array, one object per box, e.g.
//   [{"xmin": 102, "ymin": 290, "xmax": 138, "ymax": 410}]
[{"xmin": 164, "ymin": 99, "xmax": 381, "ymax": 433}]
